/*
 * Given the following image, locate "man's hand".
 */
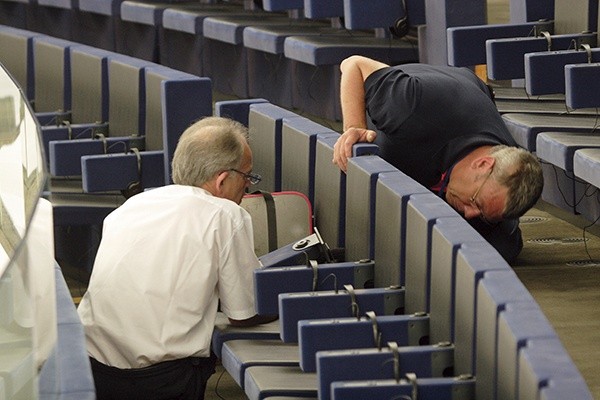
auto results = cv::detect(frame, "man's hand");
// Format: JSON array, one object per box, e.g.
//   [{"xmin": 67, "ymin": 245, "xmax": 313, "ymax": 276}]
[{"xmin": 333, "ymin": 127, "xmax": 377, "ymax": 172}]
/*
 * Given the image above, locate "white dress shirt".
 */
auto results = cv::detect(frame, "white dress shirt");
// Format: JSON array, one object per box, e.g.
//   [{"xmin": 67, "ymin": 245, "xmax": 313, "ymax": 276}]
[{"xmin": 77, "ymin": 185, "xmax": 260, "ymax": 368}]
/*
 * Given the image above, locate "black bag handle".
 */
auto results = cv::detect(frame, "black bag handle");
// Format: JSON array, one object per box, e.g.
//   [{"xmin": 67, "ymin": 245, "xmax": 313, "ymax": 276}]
[{"xmin": 251, "ymin": 190, "xmax": 278, "ymax": 252}]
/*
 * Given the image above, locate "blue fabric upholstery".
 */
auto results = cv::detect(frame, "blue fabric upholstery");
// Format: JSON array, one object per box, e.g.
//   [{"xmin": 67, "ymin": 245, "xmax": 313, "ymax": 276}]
[
  {"xmin": 447, "ymin": 22, "xmax": 549, "ymax": 67},
  {"xmin": 429, "ymin": 217, "xmax": 484, "ymax": 344},
  {"xmin": 316, "ymin": 344, "xmax": 455, "ymax": 400},
  {"xmin": 453, "ymin": 242, "xmax": 511, "ymax": 375},
  {"xmin": 518, "ymin": 338, "xmax": 593, "ymax": 400},
  {"xmin": 330, "ymin": 376, "xmax": 476, "ymax": 400},
  {"xmin": 278, "ymin": 286, "xmax": 405, "ymax": 342},
  {"xmin": 404, "ymin": 194, "xmax": 458, "ymax": 314},
  {"xmin": 313, "ymin": 134, "xmax": 345, "ymax": 249},
  {"xmin": 247, "ymin": 102, "xmax": 301, "ymax": 192},
  {"xmin": 298, "ymin": 313, "xmax": 430, "ymax": 372},
  {"xmin": 254, "ymin": 261, "xmax": 375, "ymax": 315},
  {"xmin": 535, "ymin": 131, "xmax": 600, "ymax": 215},
  {"xmin": 573, "ymin": 148, "xmax": 600, "ymax": 188},
  {"xmin": 214, "ymin": 98, "xmax": 268, "ymax": 127},
  {"xmin": 565, "ymin": 63, "xmax": 600, "ymax": 109},
  {"xmin": 501, "ymin": 113, "xmax": 600, "ymax": 151},
  {"xmin": 281, "ymin": 117, "xmax": 339, "ymax": 205},
  {"xmin": 344, "ymin": 155, "xmax": 398, "ymax": 262},
  {"xmin": 81, "ymin": 150, "xmax": 164, "ymax": 192},
  {"xmin": 486, "ymin": 33, "xmax": 597, "ymax": 80},
  {"xmin": 475, "ymin": 270, "xmax": 536, "ymax": 399},
  {"xmin": 38, "ymin": 264, "xmax": 95, "ymax": 399},
  {"xmin": 496, "ymin": 302, "xmax": 557, "ymax": 400},
  {"xmin": 525, "ymin": 49, "xmax": 600, "ymax": 96}
]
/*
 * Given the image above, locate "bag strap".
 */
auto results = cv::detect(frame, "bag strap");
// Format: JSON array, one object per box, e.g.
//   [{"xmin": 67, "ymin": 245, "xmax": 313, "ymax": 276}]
[{"xmin": 252, "ymin": 190, "xmax": 278, "ymax": 252}]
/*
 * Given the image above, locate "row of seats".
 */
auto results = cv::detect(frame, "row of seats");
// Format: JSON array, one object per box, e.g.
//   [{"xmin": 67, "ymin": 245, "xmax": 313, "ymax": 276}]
[
  {"xmin": 202, "ymin": 99, "xmax": 593, "ymax": 399},
  {"xmin": 1, "ymin": 0, "xmax": 497, "ymax": 120},
  {"xmin": 0, "ymin": 24, "xmax": 214, "ymax": 272}
]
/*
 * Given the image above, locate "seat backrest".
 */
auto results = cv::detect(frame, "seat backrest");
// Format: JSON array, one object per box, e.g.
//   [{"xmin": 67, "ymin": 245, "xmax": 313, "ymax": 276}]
[
  {"xmin": 148, "ymin": 66, "xmax": 212, "ymax": 184},
  {"xmin": 453, "ymin": 241, "xmax": 510, "ymax": 376},
  {"xmin": 345, "ymin": 154, "xmax": 397, "ymax": 262},
  {"xmin": 509, "ymin": 0, "xmax": 555, "ymax": 23},
  {"xmin": 107, "ymin": 55, "xmax": 151, "ymax": 136},
  {"xmin": 519, "ymin": 338, "xmax": 592, "ymax": 400},
  {"xmin": 304, "ymin": 0, "xmax": 342, "ymax": 19},
  {"xmin": 262, "ymin": 0, "xmax": 303, "ymax": 12},
  {"xmin": 313, "ymin": 134, "xmax": 345, "ymax": 249},
  {"xmin": 565, "ymin": 63, "xmax": 600, "ymax": 109},
  {"xmin": 248, "ymin": 102, "xmax": 300, "ymax": 192},
  {"xmin": 69, "ymin": 45, "xmax": 112, "ymax": 124},
  {"xmin": 404, "ymin": 192, "xmax": 457, "ymax": 314},
  {"xmin": 32, "ymin": 36, "xmax": 76, "ymax": 114},
  {"xmin": 343, "ymin": 0, "xmax": 424, "ymax": 30},
  {"xmin": 429, "ymin": 217, "xmax": 484, "ymax": 344},
  {"xmin": 143, "ymin": 65, "xmax": 212, "ymax": 154},
  {"xmin": 496, "ymin": 302, "xmax": 557, "ymax": 400},
  {"xmin": 373, "ymin": 170, "xmax": 430, "ymax": 288},
  {"xmin": 475, "ymin": 269, "xmax": 536, "ymax": 400},
  {"xmin": 214, "ymin": 98, "xmax": 268, "ymax": 127},
  {"xmin": 281, "ymin": 116, "xmax": 339, "ymax": 205},
  {"xmin": 553, "ymin": 0, "xmax": 598, "ymax": 34},
  {"xmin": 0, "ymin": 26, "xmax": 40, "ymax": 101}
]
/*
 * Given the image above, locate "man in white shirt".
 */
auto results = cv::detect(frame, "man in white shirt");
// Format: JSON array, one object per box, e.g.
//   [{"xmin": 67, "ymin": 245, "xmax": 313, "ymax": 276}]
[{"xmin": 77, "ymin": 116, "xmax": 274, "ymax": 400}]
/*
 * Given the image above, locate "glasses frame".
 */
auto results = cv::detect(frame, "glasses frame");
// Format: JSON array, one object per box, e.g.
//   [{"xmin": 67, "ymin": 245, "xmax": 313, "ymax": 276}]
[
  {"xmin": 229, "ymin": 168, "xmax": 262, "ymax": 185},
  {"xmin": 469, "ymin": 168, "xmax": 497, "ymax": 226}
]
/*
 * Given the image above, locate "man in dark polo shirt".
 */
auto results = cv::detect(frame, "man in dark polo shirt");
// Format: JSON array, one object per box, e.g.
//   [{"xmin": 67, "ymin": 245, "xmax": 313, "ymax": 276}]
[{"xmin": 333, "ymin": 55, "xmax": 543, "ymax": 262}]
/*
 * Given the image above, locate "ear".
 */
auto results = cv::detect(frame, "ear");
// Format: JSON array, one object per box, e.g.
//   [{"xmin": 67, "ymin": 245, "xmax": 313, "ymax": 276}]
[
  {"xmin": 213, "ymin": 171, "xmax": 229, "ymax": 196},
  {"xmin": 470, "ymin": 155, "xmax": 495, "ymax": 171},
  {"xmin": 202, "ymin": 171, "xmax": 228, "ymax": 198}
]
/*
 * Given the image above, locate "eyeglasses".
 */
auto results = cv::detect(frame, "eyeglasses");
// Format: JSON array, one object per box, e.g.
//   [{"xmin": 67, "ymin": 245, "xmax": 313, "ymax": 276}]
[
  {"xmin": 469, "ymin": 168, "xmax": 497, "ymax": 226},
  {"xmin": 229, "ymin": 169, "xmax": 262, "ymax": 185}
]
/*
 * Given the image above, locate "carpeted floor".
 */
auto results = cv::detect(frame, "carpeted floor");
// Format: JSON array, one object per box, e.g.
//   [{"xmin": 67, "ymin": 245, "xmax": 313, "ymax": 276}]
[{"xmin": 513, "ymin": 203, "xmax": 600, "ymax": 399}]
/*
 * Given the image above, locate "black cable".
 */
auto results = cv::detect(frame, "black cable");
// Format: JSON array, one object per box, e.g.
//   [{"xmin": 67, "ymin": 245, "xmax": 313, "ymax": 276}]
[
  {"xmin": 582, "ymin": 192, "xmax": 600, "ymax": 262},
  {"xmin": 105, "ymin": 140, "xmax": 128, "ymax": 153},
  {"xmin": 212, "ymin": 367, "xmax": 228, "ymax": 400}
]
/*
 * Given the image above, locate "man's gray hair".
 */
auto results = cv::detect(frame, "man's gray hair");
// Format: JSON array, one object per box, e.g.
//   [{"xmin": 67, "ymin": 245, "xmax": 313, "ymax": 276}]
[
  {"xmin": 489, "ymin": 145, "xmax": 543, "ymax": 219},
  {"xmin": 171, "ymin": 116, "xmax": 249, "ymax": 187}
]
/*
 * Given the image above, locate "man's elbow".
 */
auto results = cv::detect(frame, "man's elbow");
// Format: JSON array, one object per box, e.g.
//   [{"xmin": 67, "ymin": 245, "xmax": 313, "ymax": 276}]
[{"xmin": 228, "ymin": 314, "xmax": 278, "ymax": 327}]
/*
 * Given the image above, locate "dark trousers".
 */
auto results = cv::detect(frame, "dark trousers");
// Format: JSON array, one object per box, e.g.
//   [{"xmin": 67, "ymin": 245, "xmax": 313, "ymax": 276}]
[{"xmin": 90, "ymin": 354, "xmax": 217, "ymax": 400}]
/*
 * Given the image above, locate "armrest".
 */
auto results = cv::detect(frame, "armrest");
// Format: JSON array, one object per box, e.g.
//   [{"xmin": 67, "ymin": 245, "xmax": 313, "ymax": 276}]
[
  {"xmin": 304, "ymin": 0, "xmax": 343, "ymax": 19},
  {"xmin": 317, "ymin": 343, "xmax": 454, "ymax": 399},
  {"xmin": 35, "ymin": 110, "xmax": 72, "ymax": 127},
  {"xmin": 214, "ymin": 98, "xmax": 268, "ymax": 127},
  {"xmin": 525, "ymin": 49, "xmax": 600, "ymax": 95},
  {"xmin": 565, "ymin": 63, "xmax": 600, "ymax": 109},
  {"xmin": 278, "ymin": 286, "xmax": 405, "ymax": 342},
  {"xmin": 41, "ymin": 122, "xmax": 109, "ymax": 161},
  {"xmin": 262, "ymin": 0, "xmax": 303, "ymax": 12},
  {"xmin": 254, "ymin": 260, "xmax": 375, "ymax": 315},
  {"xmin": 49, "ymin": 136, "xmax": 144, "ymax": 176},
  {"xmin": 298, "ymin": 313, "xmax": 429, "ymax": 372},
  {"xmin": 447, "ymin": 21, "xmax": 552, "ymax": 67},
  {"xmin": 343, "ymin": 0, "xmax": 402, "ymax": 30},
  {"xmin": 81, "ymin": 150, "xmax": 164, "ymax": 192},
  {"xmin": 486, "ymin": 32, "xmax": 597, "ymax": 80},
  {"xmin": 331, "ymin": 376, "xmax": 475, "ymax": 400}
]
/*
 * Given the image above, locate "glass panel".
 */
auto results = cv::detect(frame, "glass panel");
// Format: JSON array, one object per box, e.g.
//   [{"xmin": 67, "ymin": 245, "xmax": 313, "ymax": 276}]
[{"xmin": 0, "ymin": 62, "xmax": 47, "ymax": 399}]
